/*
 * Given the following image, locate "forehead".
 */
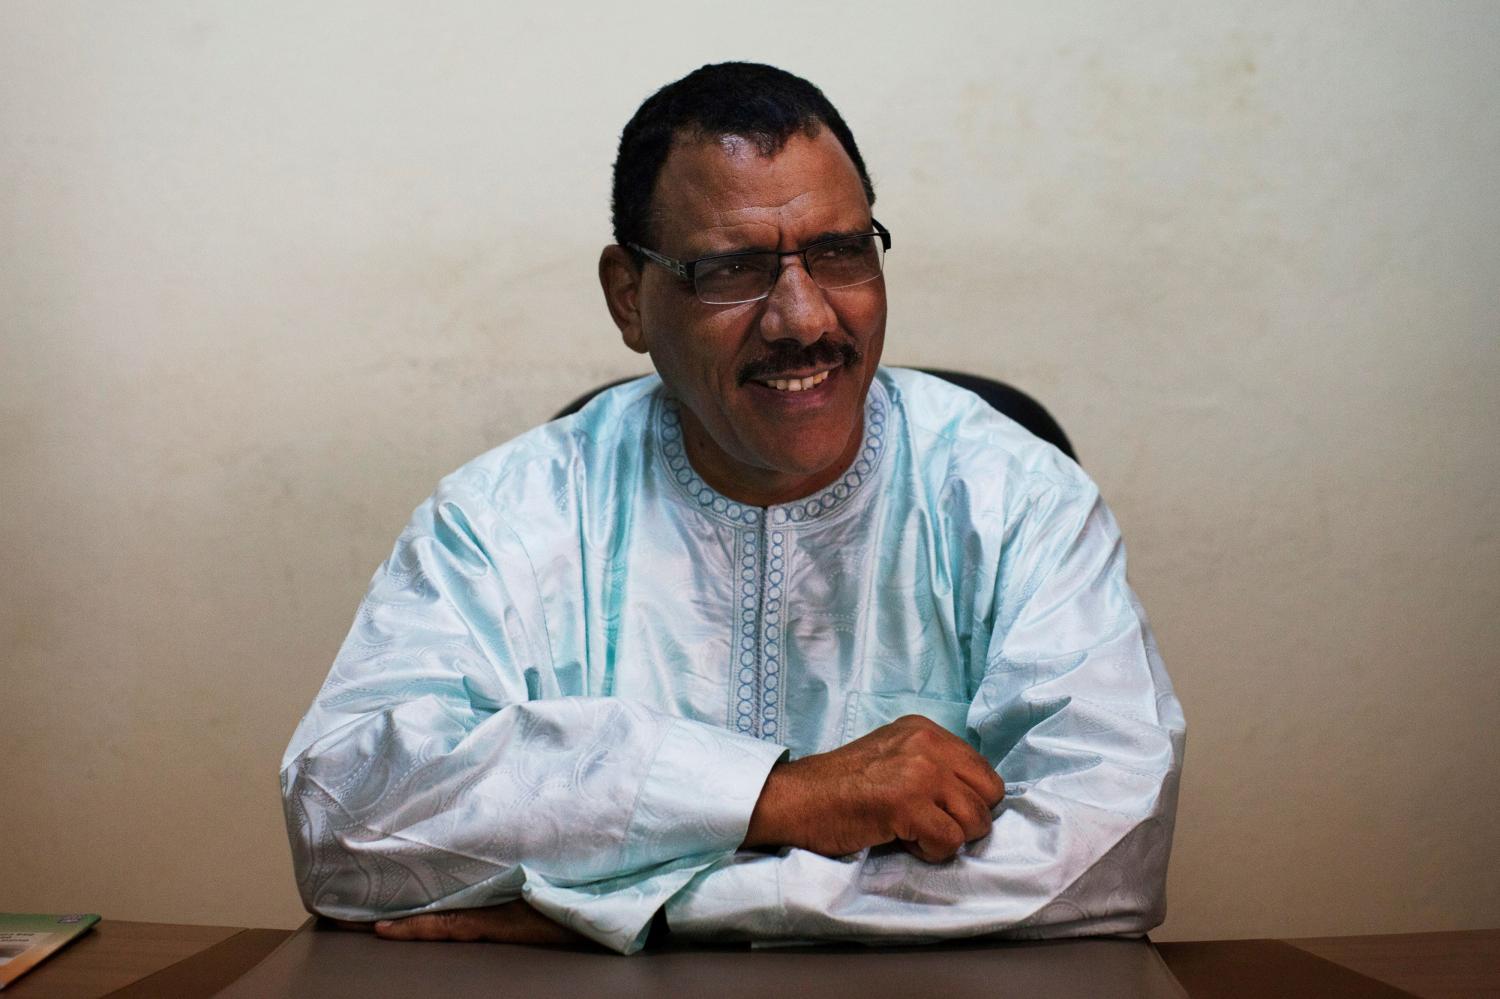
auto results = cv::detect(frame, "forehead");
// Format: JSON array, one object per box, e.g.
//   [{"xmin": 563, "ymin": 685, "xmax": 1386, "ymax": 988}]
[{"xmin": 648, "ymin": 128, "xmax": 871, "ymax": 254}]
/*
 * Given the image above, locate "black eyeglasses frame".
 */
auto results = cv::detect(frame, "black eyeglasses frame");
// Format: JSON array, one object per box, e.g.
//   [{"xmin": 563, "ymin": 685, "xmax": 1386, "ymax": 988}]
[{"xmin": 627, "ymin": 218, "xmax": 891, "ymax": 304}]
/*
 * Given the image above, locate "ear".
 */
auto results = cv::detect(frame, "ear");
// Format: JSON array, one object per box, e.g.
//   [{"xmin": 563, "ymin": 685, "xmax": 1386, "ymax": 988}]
[{"xmin": 599, "ymin": 245, "xmax": 649, "ymax": 354}]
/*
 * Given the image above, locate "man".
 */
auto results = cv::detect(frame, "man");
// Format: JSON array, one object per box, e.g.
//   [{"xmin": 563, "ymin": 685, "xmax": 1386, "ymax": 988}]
[{"xmin": 282, "ymin": 62, "xmax": 1184, "ymax": 955}]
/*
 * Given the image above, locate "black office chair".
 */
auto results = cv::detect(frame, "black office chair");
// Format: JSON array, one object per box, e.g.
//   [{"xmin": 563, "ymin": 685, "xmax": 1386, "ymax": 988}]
[{"xmin": 553, "ymin": 368, "xmax": 1077, "ymax": 463}]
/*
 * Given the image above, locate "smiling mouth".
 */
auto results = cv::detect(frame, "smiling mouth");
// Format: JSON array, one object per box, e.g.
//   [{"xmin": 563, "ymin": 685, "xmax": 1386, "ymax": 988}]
[
  {"xmin": 759, "ymin": 369, "xmax": 833, "ymax": 393},
  {"xmin": 739, "ymin": 339, "xmax": 861, "ymax": 390}
]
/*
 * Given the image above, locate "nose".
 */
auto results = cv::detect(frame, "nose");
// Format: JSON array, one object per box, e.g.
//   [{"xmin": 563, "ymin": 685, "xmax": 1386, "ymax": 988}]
[{"xmin": 757, "ymin": 256, "xmax": 837, "ymax": 346}]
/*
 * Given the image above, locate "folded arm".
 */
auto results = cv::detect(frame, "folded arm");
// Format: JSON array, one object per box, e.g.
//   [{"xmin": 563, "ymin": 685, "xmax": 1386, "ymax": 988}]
[
  {"xmin": 664, "ymin": 483, "xmax": 1185, "ymax": 943},
  {"xmin": 281, "ymin": 486, "xmax": 784, "ymax": 953}
]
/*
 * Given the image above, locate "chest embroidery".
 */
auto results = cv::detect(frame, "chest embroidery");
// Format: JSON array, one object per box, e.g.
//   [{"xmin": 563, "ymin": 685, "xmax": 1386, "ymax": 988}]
[{"xmin": 656, "ymin": 383, "xmax": 890, "ymax": 743}]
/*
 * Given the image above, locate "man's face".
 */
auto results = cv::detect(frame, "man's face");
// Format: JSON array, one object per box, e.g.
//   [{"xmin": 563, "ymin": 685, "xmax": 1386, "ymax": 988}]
[{"xmin": 606, "ymin": 128, "xmax": 886, "ymax": 506}]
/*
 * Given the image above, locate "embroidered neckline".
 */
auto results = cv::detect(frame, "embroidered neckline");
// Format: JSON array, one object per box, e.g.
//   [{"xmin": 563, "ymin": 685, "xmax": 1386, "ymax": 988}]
[{"xmin": 655, "ymin": 377, "xmax": 889, "ymax": 528}]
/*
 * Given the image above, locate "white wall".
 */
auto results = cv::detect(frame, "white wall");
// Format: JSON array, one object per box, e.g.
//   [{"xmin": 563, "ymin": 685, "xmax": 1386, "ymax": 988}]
[{"xmin": 2, "ymin": 1, "xmax": 1496, "ymax": 938}]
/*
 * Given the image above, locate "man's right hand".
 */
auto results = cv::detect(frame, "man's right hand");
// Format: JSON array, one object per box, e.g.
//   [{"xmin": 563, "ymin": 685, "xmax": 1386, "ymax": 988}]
[{"xmin": 742, "ymin": 714, "xmax": 1005, "ymax": 863}]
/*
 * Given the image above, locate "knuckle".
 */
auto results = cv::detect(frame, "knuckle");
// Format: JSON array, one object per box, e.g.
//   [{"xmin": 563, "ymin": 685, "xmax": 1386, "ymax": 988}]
[
  {"xmin": 896, "ymin": 715, "xmax": 942, "ymax": 743},
  {"xmin": 911, "ymin": 723, "xmax": 943, "ymax": 745}
]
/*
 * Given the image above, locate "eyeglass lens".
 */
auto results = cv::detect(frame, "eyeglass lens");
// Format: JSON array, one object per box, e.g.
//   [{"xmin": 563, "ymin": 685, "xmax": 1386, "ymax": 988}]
[{"xmin": 694, "ymin": 233, "xmax": 885, "ymax": 305}]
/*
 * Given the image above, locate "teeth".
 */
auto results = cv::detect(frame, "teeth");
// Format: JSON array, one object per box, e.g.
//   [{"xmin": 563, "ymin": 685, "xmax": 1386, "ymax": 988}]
[{"xmin": 765, "ymin": 370, "xmax": 832, "ymax": 392}]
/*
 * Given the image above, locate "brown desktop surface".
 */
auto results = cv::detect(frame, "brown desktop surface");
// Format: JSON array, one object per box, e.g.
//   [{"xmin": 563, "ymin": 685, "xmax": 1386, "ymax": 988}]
[
  {"xmin": 1289, "ymin": 929, "xmax": 1500, "ymax": 999},
  {"xmin": 105, "ymin": 929, "xmax": 290, "ymax": 999},
  {"xmin": 214, "ymin": 921, "xmax": 1188, "ymax": 999},
  {"xmin": 7, "ymin": 921, "xmax": 1495, "ymax": 998},
  {"xmin": 1155, "ymin": 939, "xmax": 1422, "ymax": 998},
  {"xmin": 0, "ymin": 921, "xmax": 254, "ymax": 999},
  {"xmin": 1155, "ymin": 929, "xmax": 1500, "ymax": 999}
]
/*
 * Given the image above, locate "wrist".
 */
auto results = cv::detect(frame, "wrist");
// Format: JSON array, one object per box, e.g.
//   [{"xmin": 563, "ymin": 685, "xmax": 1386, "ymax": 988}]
[{"xmin": 742, "ymin": 759, "xmax": 801, "ymax": 850}]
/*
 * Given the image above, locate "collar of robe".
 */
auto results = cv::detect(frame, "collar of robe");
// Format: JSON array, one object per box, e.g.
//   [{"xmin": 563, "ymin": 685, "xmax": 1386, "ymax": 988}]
[{"xmin": 654, "ymin": 378, "xmax": 890, "ymax": 529}]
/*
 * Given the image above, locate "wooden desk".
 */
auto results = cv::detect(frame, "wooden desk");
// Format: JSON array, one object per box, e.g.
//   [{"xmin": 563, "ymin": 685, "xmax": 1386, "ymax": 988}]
[
  {"xmin": 7, "ymin": 922, "xmax": 1496, "ymax": 998},
  {"xmin": 1157, "ymin": 930, "xmax": 1499, "ymax": 998},
  {"xmin": 4, "ymin": 922, "xmax": 290, "ymax": 998},
  {"xmin": 1287, "ymin": 930, "xmax": 1498, "ymax": 999}
]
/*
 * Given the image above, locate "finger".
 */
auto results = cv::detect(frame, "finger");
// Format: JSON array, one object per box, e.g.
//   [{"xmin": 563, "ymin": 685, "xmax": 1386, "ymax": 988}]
[
  {"xmin": 382, "ymin": 906, "xmax": 520, "ymax": 943},
  {"xmin": 903, "ymin": 807, "xmax": 966, "ymax": 863},
  {"xmin": 375, "ymin": 911, "xmax": 474, "ymax": 942},
  {"xmin": 940, "ymin": 782, "xmax": 994, "ymax": 842},
  {"xmin": 375, "ymin": 904, "xmax": 589, "ymax": 947},
  {"xmin": 954, "ymin": 758, "xmax": 1006, "ymax": 808}
]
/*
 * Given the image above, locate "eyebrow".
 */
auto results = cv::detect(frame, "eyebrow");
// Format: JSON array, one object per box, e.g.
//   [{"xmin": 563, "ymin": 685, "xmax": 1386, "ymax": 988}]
[{"xmin": 690, "ymin": 225, "xmax": 873, "ymax": 260}]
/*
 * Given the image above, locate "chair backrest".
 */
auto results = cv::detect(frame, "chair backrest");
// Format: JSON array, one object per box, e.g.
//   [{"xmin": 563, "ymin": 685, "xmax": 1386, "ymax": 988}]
[{"xmin": 553, "ymin": 367, "xmax": 1076, "ymax": 463}]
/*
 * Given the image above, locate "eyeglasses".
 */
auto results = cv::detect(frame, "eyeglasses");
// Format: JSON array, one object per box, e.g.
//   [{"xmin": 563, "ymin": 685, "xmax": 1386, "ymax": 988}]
[{"xmin": 628, "ymin": 219, "xmax": 891, "ymax": 305}]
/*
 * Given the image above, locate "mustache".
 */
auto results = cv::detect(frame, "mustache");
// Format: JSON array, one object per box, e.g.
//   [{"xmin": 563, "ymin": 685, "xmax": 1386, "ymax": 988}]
[{"xmin": 738, "ymin": 339, "xmax": 862, "ymax": 385}]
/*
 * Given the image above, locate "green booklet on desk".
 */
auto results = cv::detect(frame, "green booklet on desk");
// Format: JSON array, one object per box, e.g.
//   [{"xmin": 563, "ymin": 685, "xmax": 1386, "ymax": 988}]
[{"xmin": 0, "ymin": 913, "xmax": 100, "ymax": 990}]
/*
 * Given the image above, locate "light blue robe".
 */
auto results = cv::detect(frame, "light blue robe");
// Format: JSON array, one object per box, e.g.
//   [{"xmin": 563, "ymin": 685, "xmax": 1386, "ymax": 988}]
[{"xmin": 281, "ymin": 367, "xmax": 1185, "ymax": 954}]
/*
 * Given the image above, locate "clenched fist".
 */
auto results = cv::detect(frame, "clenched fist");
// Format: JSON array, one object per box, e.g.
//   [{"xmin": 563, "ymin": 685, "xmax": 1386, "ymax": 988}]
[{"xmin": 742, "ymin": 714, "xmax": 1004, "ymax": 862}]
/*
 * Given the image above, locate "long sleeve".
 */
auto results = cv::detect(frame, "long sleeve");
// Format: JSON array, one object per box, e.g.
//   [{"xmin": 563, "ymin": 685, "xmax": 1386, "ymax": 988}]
[
  {"xmin": 280, "ymin": 480, "xmax": 785, "ymax": 954},
  {"xmin": 663, "ymin": 476, "xmax": 1185, "ymax": 943}
]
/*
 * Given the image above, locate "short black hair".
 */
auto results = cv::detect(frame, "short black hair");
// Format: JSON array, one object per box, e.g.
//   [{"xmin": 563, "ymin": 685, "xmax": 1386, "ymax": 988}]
[{"xmin": 610, "ymin": 62, "xmax": 876, "ymax": 254}]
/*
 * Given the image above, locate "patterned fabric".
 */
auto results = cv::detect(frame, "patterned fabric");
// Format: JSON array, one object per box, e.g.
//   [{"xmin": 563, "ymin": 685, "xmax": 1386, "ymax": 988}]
[{"xmin": 281, "ymin": 367, "xmax": 1185, "ymax": 954}]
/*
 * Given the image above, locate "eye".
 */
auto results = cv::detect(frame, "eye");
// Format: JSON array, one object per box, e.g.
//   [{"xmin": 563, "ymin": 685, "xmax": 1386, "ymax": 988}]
[
  {"xmin": 697, "ymin": 254, "xmax": 777, "ymax": 282},
  {"xmin": 810, "ymin": 237, "xmax": 866, "ymax": 261}
]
